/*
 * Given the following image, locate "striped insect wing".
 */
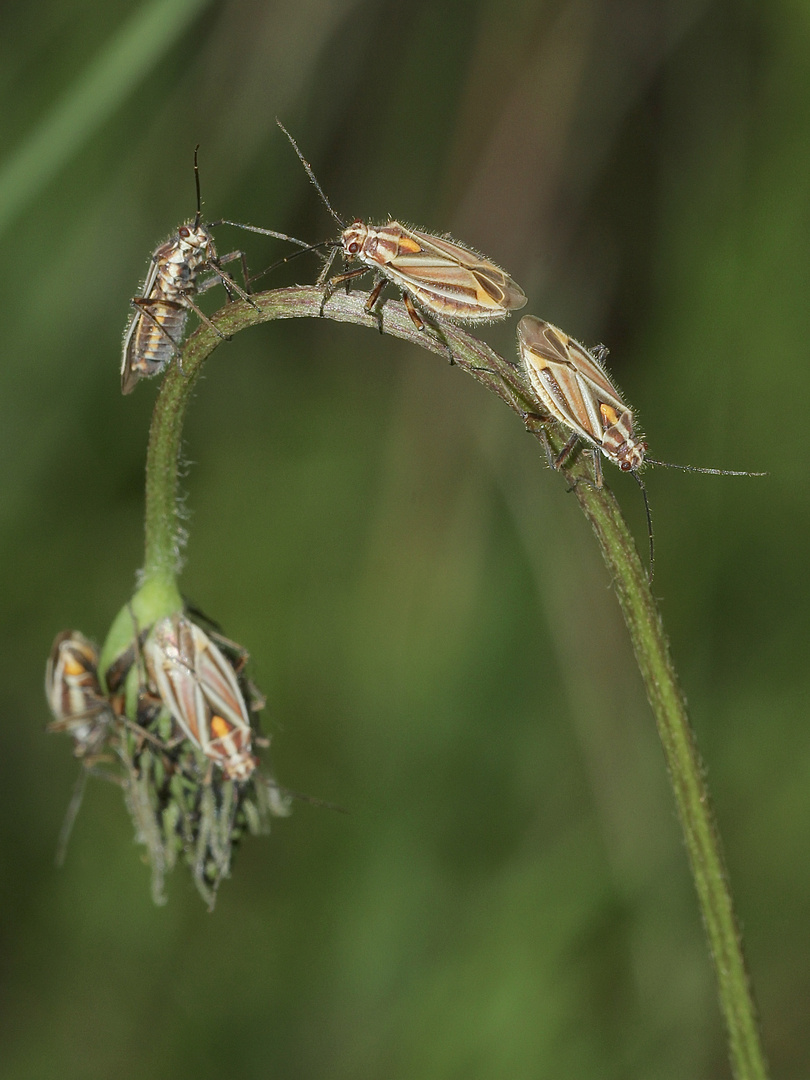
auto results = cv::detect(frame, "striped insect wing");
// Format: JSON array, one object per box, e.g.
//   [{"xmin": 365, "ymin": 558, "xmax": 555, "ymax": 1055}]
[
  {"xmin": 517, "ymin": 315, "xmax": 646, "ymax": 471},
  {"xmin": 145, "ymin": 616, "xmax": 206, "ymax": 745},
  {"xmin": 518, "ymin": 316, "xmax": 603, "ymax": 435},
  {"xmin": 191, "ymin": 626, "xmax": 247, "ymax": 718},
  {"xmin": 191, "ymin": 625, "xmax": 257, "ymax": 781},
  {"xmin": 339, "ymin": 220, "xmax": 527, "ymax": 324},
  {"xmin": 401, "ymin": 228, "xmax": 528, "ymax": 317},
  {"xmin": 145, "ymin": 614, "xmax": 257, "ymax": 781},
  {"xmin": 45, "ymin": 630, "xmax": 112, "ymax": 756}
]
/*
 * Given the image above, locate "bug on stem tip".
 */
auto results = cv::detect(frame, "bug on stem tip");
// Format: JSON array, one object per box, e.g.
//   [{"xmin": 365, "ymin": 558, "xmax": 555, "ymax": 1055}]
[
  {"xmin": 516, "ymin": 314, "xmax": 765, "ymax": 578},
  {"xmin": 122, "ymin": 147, "xmax": 260, "ymax": 395}
]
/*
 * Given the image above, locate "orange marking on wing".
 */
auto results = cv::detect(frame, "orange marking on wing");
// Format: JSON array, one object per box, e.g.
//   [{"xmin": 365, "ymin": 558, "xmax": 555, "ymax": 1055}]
[
  {"xmin": 600, "ymin": 404, "xmax": 619, "ymax": 426},
  {"xmin": 396, "ymin": 235, "xmax": 423, "ymax": 255},
  {"xmin": 210, "ymin": 715, "xmax": 231, "ymax": 738}
]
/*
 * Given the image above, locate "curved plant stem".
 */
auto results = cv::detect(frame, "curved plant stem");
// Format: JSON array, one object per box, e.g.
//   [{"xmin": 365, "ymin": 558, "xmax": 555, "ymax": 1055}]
[{"xmin": 140, "ymin": 284, "xmax": 768, "ymax": 1080}]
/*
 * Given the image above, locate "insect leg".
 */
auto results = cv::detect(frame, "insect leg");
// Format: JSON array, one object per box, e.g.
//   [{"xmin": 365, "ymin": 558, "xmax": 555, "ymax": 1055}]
[
  {"xmin": 530, "ymin": 423, "xmax": 578, "ymax": 479},
  {"xmin": 398, "ymin": 292, "xmax": 456, "ymax": 364},
  {"xmin": 365, "ymin": 274, "xmax": 387, "ymax": 333},
  {"xmin": 178, "ymin": 293, "xmax": 231, "ymax": 345},
  {"xmin": 320, "ymin": 265, "xmax": 368, "ymax": 316},
  {"xmin": 315, "ymin": 246, "xmax": 339, "ymax": 287},
  {"xmin": 121, "ymin": 711, "xmax": 184, "ymax": 754},
  {"xmin": 565, "ymin": 446, "xmax": 603, "ymax": 494},
  {"xmin": 199, "ymin": 265, "xmax": 260, "ymax": 311},
  {"xmin": 204, "ymin": 250, "xmax": 259, "ymax": 309},
  {"xmin": 591, "ymin": 449, "xmax": 604, "ymax": 490},
  {"xmin": 402, "ymin": 291, "xmax": 425, "ymax": 331},
  {"xmin": 329, "ymin": 266, "xmax": 369, "ymax": 291},
  {"xmin": 552, "ymin": 432, "xmax": 581, "ymax": 470},
  {"xmin": 555, "ymin": 437, "xmax": 603, "ymax": 493},
  {"xmin": 527, "ymin": 422, "xmax": 559, "ymax": 471},
  {"xmin": 526, "ymin": 417, "xmax": 605, "ymax": 495}
]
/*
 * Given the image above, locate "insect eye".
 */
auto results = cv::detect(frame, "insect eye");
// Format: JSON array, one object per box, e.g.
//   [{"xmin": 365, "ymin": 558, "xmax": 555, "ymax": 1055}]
[
  {"xmin": 178, "ymin": 226, "xmax": 190, "ymax": 238},
  {"xmin": 347, "ymin": 242, "xmax": 360, "ymax": 255}
]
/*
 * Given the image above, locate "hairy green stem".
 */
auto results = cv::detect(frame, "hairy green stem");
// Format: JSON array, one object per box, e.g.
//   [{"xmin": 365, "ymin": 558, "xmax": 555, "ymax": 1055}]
[
  {"xmin": 566, "ymin": 469, "xmax": 767, "ymax": 1080},
  {"xmin": 138, "ymin": 284, "xmax": 767, "ymax": 1080}
]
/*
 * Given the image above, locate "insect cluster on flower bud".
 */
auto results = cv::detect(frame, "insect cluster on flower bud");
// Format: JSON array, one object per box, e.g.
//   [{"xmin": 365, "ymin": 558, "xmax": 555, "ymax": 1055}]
[{"xmin": 45, "ymin": 611, "xmax": 284, "ymax": 906}]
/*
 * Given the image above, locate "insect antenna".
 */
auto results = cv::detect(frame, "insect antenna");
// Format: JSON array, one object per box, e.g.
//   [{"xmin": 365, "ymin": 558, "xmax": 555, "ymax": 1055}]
[
  {"xmin": 644, "ymin": 459, "xmax": 767, "ymax": 477},
  {"xmin": 276, "ymin": 118, "xmax": 346, "ymax": 228},
  {"xmin": 207, "ymin": 218, "xmax": 313, "ymax": 250},
  {"xmin": 631, "ymin": 459, "xmax": 766, "ymax": 582},
  {"xmin": 192, "ymin": 145, "xmax": 312, "ymax": 253},
  {"xmin": 55, "ymin": 758, "xmax": 120, "ymax": 867},
  {"xmin": 246, "ymin": 239, "xmax": 335, "ymax": 289},
  {"xmin": 193, "ymin": 144, "xmax": 202, "ymax": 228},
  {"xmin": 266, "ymin": 778, "xmax": 348, "ymax": 814},
  {"xmin": 631, "ymin": 471, "xmax": 655, "ymax": 582},
  {"xmin": 55, "ymin": 767, "xmax": 89, "ymax": 867}
]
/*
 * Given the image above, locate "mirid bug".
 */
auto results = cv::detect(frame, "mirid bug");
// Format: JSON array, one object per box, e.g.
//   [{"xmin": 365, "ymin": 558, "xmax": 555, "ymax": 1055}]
[
  {"xmin": 516, "ymin": 315, "xmax": 765, "ymax": 576},
  {"xmin": 144, "ymin": 614, "xmax": 258, "ymax": 782},
  {"xmin": 275, "ymin": 120, "xmax": 527, "ymax": 335},
  {"xmin": 122, "ymin": 148, "xmax": 261, "ymax": 395},
  {"xmin": 46, "ymin": 631, "xmax": 113, "ymax": 758},
  {"xmin": 517, "ymin": 316, "xmax": 650, "ymax": 475}
]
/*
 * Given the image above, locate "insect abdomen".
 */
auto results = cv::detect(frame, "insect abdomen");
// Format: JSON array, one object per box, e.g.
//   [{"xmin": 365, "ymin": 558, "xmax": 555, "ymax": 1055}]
[{"xmin": 125, "ymin": 304, "xmax": 189, "ymax": 381}]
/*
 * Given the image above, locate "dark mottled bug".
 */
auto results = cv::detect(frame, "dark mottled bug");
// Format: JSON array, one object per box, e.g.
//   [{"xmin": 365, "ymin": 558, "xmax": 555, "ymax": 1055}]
[{"xmin": 122, "ymin": 149, "xmax": 303, "ymax": 394}]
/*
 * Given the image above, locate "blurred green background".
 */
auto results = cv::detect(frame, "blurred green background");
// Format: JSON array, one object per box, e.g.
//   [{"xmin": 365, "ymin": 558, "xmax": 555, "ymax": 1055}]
[{"xmin": 1, "ymin": 0, "xmax": 806, "ymax": 1076}]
